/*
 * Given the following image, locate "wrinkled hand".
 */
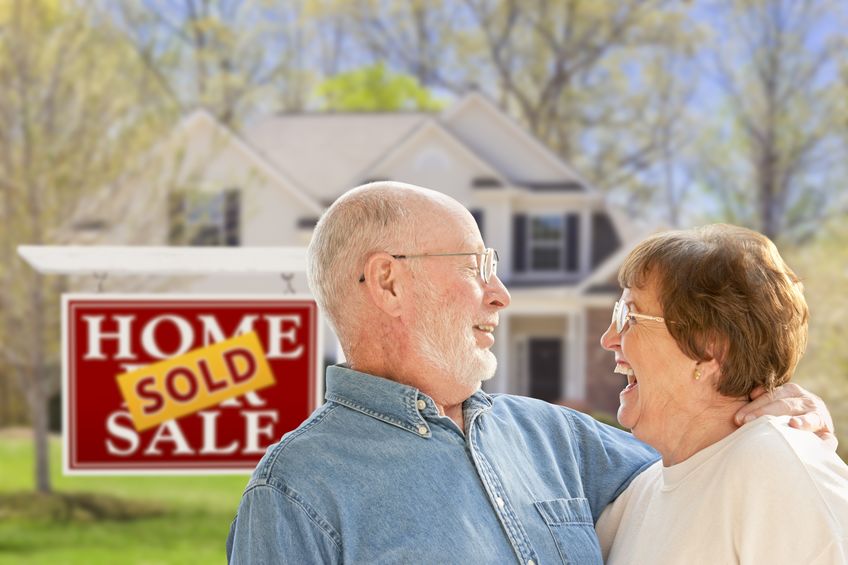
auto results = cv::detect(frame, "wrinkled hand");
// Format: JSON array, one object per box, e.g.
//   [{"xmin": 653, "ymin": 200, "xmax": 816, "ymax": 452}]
[{"xmin": 734, "ymin": 383, "xmax": 837, "ymax": 451}]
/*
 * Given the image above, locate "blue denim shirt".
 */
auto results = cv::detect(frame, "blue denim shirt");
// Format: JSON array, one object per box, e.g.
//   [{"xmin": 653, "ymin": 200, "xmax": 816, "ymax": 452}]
[{"xmin": 227, "ymin": 366, "xmax": 658, "ymax": 564}]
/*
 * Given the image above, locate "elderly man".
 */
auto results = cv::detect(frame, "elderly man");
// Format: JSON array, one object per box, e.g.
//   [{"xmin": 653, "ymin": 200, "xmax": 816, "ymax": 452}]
[{"xmin": 226, "ymin": 181, "xmax": 834, "ymax": 564}]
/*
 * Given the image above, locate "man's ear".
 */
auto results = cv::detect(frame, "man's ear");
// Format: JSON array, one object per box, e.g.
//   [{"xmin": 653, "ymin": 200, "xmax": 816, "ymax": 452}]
[{"xmin": 362, "ymin": 252, "xmax": 404, "ymax": 317}]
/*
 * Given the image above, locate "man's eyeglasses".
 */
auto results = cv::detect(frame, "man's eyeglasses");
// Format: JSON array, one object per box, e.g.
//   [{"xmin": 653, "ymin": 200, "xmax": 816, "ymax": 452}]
[
  {"xmin": 359, "ymin": 248, "xmax": 500, "ymax": 284},
  {"xmin": 611, "ymin": 299, "xmax": 669, "ymax": 334}
]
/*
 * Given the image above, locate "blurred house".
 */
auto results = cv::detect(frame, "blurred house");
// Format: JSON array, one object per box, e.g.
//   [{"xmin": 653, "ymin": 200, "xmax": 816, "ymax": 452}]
[{"xmin": 81, "ymin": 93, "xmax": 633, "ymax": 415}]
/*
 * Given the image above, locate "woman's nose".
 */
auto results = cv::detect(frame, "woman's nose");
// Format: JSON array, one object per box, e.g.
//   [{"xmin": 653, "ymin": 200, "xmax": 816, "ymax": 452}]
[{"xmin": 600, "ymin": 318, "xmax": 620, "ymax": 352}]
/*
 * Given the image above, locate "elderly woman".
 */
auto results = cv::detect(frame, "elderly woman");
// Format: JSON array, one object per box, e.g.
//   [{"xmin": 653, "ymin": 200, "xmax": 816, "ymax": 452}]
[{"xmin": 595, "ymin": 224, "xmax": 848, "ymax": 564}]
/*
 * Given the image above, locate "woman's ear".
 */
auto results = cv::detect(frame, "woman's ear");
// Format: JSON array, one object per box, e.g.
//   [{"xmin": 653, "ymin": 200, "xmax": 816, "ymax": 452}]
[
  {"xmin": 362, "ymin": 252, "xmax": 404, "ymax": 317},
  {"xmin": 698, "ymin": 357, "xmax": 722, "ymax": 383},
  {"xmin": 698, "ymin": 339, "xmax": 724, "ymax": 384}
]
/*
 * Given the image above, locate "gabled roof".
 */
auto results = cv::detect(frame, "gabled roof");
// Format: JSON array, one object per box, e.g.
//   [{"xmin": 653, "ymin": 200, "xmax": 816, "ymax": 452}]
[
  {"xmin": 242, "ymin": 113, "xmax": 430, "ymax": 202},
  {"xmin": 64, "ymin": 108, "xmax": 325, "ymax": 235},
  {"xmin": 236, "ymin": 93, "xmax": 602, "ymax": 203},
  {"xmin": 346, "ymin": 118, "xmax": 510, "ymax": 190},
  {"xmin": 177, "ymin": 110, "xmax": 324, "ymax": 215},
  {"xmin": 442, "ymin": 92, "xmax": 594, "ymax": 191}
]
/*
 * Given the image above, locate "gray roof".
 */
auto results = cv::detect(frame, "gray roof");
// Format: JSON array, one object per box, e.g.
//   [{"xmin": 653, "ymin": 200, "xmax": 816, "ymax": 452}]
[{"xmin": 242, "ymin": 113, "xmax": 430, "ymax": 201}]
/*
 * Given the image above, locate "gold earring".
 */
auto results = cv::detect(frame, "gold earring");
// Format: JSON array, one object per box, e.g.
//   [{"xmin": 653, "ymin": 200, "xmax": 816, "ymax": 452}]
[{"xmin": 692, "ymin": 365, "xmax": 701, "ymax": 381}]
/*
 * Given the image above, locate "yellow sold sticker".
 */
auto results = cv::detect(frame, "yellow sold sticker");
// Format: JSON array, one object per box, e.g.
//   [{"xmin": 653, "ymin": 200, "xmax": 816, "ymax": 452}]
[{"xmin": 116, "ymin": 331, "xmax": 275, "ymax": 432}]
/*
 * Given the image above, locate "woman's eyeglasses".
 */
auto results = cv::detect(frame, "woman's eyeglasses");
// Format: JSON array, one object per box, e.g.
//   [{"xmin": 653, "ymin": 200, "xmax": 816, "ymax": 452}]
[{"xmin": 611, "ymin": 299, "xmax": 669, "ymax": 334}]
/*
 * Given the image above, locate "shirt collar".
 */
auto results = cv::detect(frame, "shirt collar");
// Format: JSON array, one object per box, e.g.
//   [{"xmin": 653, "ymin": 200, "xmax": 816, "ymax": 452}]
[{"xmin": 324, "ymin": 364, "xmax": 493, "ymax": 437}]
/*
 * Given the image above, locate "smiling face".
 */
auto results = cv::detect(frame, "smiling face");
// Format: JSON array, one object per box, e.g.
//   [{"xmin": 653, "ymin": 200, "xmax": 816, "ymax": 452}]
[
  {"xmin": 404, "ymin": 200, "xmax": 511, "ymax": 393},
  {"xmin": 412, "ymin": 274, "xmax": 499, "ymax": 389},
  {"xmin": 600, "ymin": 274, "xmax": 703, "ymax": 445}
]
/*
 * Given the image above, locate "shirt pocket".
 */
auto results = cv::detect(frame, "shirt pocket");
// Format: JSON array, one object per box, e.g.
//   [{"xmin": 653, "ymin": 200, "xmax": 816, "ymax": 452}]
[{"xmin": 534, "ymin": 497, "xmax": 602, "ymax": 565}]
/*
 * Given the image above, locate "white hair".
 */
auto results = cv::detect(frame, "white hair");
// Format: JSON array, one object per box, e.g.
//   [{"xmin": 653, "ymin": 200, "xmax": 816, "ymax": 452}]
[
  {"xmin": 411, "ymin": 275, "xmax": 497, "ymax": 386},
  {"xmin": 307, "ymin": 181, "xmax": 438, "ymax": 349}
]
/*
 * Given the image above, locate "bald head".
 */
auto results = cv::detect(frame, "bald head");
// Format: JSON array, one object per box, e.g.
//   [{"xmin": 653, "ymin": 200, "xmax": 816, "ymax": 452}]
[{"xmin": 307, "ymin": 181, "xmax": 469, "ymax": 347}]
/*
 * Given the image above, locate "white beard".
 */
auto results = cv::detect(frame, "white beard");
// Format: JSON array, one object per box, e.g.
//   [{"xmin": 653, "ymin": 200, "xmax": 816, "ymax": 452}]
[{"xmin": 411, "ymin": 279, "xmax": 497, "ymax": 389}]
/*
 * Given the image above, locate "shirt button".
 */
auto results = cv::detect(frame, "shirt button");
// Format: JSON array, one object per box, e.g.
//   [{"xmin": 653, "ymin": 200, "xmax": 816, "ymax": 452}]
[
  {"xmin": 417, "ymin": 399, "xmax": 426, "ymax": 410},
  {"xmin": 495, "ymin": 496, "xmax": 505, "ymax": 509},
  {"xmin": 417, "ymin": 425, "xmax": 428, "ymax": 435}
]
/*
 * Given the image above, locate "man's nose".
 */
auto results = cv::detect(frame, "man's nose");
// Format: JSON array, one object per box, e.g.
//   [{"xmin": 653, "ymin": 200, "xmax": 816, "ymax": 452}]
[{"xmin": 486, "ymin": 274, "xmax": 511, "ymax": 309}]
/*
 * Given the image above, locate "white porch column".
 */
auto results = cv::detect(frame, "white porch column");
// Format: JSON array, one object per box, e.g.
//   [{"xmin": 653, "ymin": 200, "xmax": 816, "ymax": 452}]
[{"xmin": 565, "ymin": 310, "xmax": 587, "ymax": 402}]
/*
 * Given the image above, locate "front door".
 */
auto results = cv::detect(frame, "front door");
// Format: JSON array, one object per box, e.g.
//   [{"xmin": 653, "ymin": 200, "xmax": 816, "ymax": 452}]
[{"xmin": 528, "ymin": 338, "xmax": 563, "ymax": 402}]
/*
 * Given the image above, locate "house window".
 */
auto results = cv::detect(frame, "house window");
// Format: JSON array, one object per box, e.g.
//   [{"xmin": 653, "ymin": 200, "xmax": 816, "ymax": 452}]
[
  {"xmin": 512, "ymin": 213, "xmax": 580, "ymax": 275},
  {"xmin": 529, "ymin": 216, "xmax": 564, "ymax": 271},
  {"xmin": 169, "ymin": 189, "xmax": 240, "ymax": 246}
]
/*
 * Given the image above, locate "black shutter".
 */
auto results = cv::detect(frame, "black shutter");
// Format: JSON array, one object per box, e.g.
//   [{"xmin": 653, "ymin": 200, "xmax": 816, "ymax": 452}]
[
  {"xmin": 224, "ymin": 189, "xmax": 240, "ymax": 246},
  {"xmin": 512, "ymin": 214, "xmax": 526, "ymax": 273},
  {"xmin": 591, "ymin": 212, "xmax": 621, "ymax": 268},
  {"xmin": 565, "ymin": 213, "xmax": 580, "ymax": 272},
  {"xmin": 470, "ymin": 208, "xmax": 484, "ymax": 239},
  {"xmin": 168, "ymin": 193, "xmax": 185, "ymax": 245}
]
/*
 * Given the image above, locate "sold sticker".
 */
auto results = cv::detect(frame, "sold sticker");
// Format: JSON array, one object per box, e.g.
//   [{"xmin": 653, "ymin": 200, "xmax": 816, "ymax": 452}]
[{"xmin": 116, "ymin": 331, "xmax": 275, "ymax": 432}]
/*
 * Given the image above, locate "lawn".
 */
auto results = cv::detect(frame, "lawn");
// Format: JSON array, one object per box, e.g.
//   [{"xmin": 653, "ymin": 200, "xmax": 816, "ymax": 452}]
[{"xmin": 0, "ymin": 430, "xmax": 248, "ymax": 564}]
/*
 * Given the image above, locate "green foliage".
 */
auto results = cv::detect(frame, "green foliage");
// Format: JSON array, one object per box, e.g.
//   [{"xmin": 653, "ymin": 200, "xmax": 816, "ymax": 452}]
[
  {"xmin": 0, "ymin": 0, "xmax": 175, "ymax": 492},
  {"xmin": 784, "ymin": 221, "xmax": 848, "ymax": 463},
  {"xmin": 316, "ymin": 63, "xmax": 443, "ymax": 111}
]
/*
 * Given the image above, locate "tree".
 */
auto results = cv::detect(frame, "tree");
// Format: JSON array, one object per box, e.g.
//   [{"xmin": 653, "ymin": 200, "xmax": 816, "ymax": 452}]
[
  {"xmin": 112, "ymin": 0, "xmax": 307, "ymax": 123},
  {"xmin": 0, "ymin": 0, "xmax": 170, "ymax": 492},
  {"xmin": 337, "ymin": 1, "xmax": 700, "ymax": 214},
  {"xmin": 594, "ymin": 39, "xmax": 699, "ymax": 225},
  {"xmin": 785, "ymin": 220, "xmax": 848, "ymax": 463},
  {"xmin": 692, "ymin": 0, "xmax": 846, "ymax": 241},
  {"xmin": 343, "ymin": 0, "xmax": 467, "ymax": 87},
  {"xmin": 315, "ymin": 62, "xmax": 442, "ymax": 111},
  {"xmin": 109, "ymin": 0, "xmax": 706, "ymax": 215}
]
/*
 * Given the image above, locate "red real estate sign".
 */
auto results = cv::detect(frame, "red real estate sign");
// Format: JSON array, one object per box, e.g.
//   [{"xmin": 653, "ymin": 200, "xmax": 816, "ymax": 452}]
[{"xmin": 62, "ymin": 295, "xmax": 321, "ymax": 474}]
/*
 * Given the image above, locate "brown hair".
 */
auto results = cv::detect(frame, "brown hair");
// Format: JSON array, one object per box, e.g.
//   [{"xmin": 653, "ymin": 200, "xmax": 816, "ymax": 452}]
[{"xmin": 618, "ymin": 224, "xmax": 808, "ymax": 397}]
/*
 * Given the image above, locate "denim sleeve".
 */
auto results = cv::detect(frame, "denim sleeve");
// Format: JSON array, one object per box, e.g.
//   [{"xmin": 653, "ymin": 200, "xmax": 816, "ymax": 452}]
[
  {"xmin": 226, "ymin": 481, "xmax": 341, "ymax": 564},
  {"xmin": 563, "ymin": 409, "xmax": 660, "ymax": 523}
]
